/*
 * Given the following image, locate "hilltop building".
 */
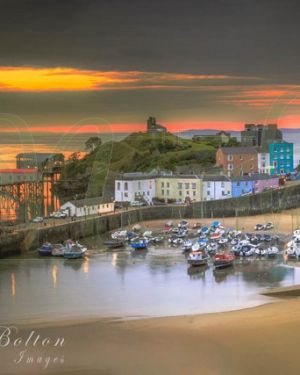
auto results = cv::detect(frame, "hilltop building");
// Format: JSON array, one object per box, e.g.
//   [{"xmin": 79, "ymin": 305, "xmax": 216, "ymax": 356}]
[
  {"xmin": 147, "ymin": 117, "xmax": 167, "ymax": 134},
  {"xmin": 216, "ymin": 147, "xmax": 258, "ymax": 177},
  {"xmin": 241, "ymin": 124, "xmax": 282, "ymax": 149},
  {"xmin": 192, "ymin": 131, "xmax": 232, "ymax": 145}
]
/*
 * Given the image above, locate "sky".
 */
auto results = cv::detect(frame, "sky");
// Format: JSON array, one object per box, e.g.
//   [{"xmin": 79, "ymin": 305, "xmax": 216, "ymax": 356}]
[{"xmin": 1, "ymin": 0, "xmax": 300, "ymax": 159}]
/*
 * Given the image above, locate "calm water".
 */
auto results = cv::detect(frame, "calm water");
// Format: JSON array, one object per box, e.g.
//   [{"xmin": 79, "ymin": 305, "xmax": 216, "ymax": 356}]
[{"xmin": 0, "ymin": 243, "xmax": 299, "ymax": 323}]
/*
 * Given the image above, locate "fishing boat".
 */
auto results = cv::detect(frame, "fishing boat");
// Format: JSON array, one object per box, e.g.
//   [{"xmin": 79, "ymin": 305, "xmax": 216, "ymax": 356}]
[
  {"xmin": 51, "ymin": 243, "xmax": 66, "ymax": 257},
  {"xmin": 181, "ymin": 239, "xmax": 193, "ymax": 252},
  {"xmin": 213, "ymin": 253, "xmax": 235, "ymax": 269},
  {"xmin": 187, "ymin": 251, "xmax": 209, "ymax": 267},
  {"xmin": 38, "ymin": 242, "xmax": 53, "ymax": 256},
  {"xmin": 131, "ymin": 239, "xmax": 148, "ymax": 250},
  {"xmin": 103, "ymin": 239, "xmax": 125, "ymax": 249},
  {"xmin": 63, "ymin": 240, "xmax": 87, "ymax": 259}
]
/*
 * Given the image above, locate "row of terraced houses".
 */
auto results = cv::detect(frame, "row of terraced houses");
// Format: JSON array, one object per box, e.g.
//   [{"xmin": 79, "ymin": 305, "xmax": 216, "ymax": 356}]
[{"xmin": 115, "ymin": 124, "xmax": 294, "ymax": 204}]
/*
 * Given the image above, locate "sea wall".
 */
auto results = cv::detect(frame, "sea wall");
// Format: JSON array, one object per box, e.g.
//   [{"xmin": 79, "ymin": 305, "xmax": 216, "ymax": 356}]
[{"xmin": 1, "ymin": 183, "xmax": 300, "ymax": 257}]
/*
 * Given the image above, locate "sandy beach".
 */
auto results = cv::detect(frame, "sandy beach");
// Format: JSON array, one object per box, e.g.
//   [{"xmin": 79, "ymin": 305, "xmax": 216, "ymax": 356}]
[
  {"xmin": 1, "ymin": 294, "xmax": 300, "ymax": 375},
  {"xmin": 136, "ymin": 207, "xmax": 300, "ymax": 236}
]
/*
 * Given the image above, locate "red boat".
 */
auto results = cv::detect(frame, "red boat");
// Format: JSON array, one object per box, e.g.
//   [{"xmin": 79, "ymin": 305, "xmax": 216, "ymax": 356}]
[{"xmin": 213, "ymin": 253, "xmax": 235, "ymax": 269}]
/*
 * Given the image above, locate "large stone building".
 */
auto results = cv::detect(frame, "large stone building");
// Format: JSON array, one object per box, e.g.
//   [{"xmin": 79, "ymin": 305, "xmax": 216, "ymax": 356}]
[
  {"xmin": 216, "ymin": 147, "xmax": 258, "ymax": 177},
  {"xmin": 241, "ymin": 124, "xmax": 282, "ymax": 149}
]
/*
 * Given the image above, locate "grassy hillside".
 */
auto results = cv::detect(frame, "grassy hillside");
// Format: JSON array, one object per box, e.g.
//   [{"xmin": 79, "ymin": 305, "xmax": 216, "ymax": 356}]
[{"xmin": 56, "ymin": 132, "xmax": 218, "ymax": 201}]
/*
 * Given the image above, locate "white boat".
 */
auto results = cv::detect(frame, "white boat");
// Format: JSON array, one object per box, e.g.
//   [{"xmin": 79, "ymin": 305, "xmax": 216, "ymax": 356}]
[
  {"xmin": 181, "ymin": 240, "xmax": 193, "ymax": 251},
  {"xmin": 63, "ymin": 240, "xmax": 87, "ymax": 259},
  {"xmin": 266, "ymin": 246, "xmax": 279, "ymax": 257},
  {"xmin": 187, "ymin": 251, "xmax": 209, "ymax": 266},
  {"xmin": 51, "ymin": 243, "xmax": 66, "ymax": 256},
  {"xmin": 143, "ymin": 231, "xmax": 153, "ymax": 238},
  {"xmin": 112, "ymin": 230, "xmax": 128, "ymax": 240},
  {"xmin": 191, "ymin": 242, "xmax": 201, "ymax": 251}
]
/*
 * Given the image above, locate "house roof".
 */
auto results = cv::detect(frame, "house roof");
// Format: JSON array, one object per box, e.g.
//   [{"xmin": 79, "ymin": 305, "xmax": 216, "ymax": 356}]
[
  {"xmin": 203, "ymin": 175, "xmax": 230, "ymax": 182},
  {"xmin": 219, "ymin": 147, "xmax": 257, "ymax": 154},
  {"xmin": 65, "ymin": 196, "xmax": 113, "ymax": 208}
]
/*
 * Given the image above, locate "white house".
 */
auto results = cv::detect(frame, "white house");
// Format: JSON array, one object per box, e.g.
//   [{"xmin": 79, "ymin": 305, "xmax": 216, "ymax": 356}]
[
  {"xmin": 202, "ymin": 175, "xmax": 232, "ymax": 201},
  {"xmin": 60, "ymin": 197, "xmax": 115, "ymax": 217},
  {"xmin": 115, "ymin": 173, "xmax": 156, "ymax": 204},
  {"xmin": 257, "ymin": 152, "xmax": 271, "ymax": 174}
]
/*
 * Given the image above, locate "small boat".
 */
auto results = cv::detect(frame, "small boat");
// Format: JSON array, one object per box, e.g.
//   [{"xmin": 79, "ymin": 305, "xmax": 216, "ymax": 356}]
[
  {"xmin": 131, "ymin": 239, "xmax": 148, "ymax": 250},
  {"xmin": 206, "ymin": 242, "xmax": 219, "ymax": 254},
  {"xmin": 38, "ymin": 242, "xmax": 53, "ymax": 256},
  {"xmin": 51, "ymin": 243, "xmax": 65, "ymax": 256},
  {"xmin": 103, "ymin": 239, "xmax": 125, "ymax": 249},
  {"xmin": 255, "ymin": 247, "xmax": 267, "ymax": 257},
  {"xmin": 143, "ymin": 231, "xmax": 153, "ymax": 238},
  {"xmin": 191, "ymin": 242, "xmax": 201, "ymax": 251},
  {"xmin": 111, "ymin": 230, "xmax": 128, "ymax": 240},
  {"xmin": 218, "ymin": 238, "xmax": 228, "ymax": 245},
  {"xmin": 266, "ymin": 246, "xmax": 279, "ymax": 257},
  {"xmin": 211, "ymin": 221, "xmax": 221, "ymax": 228},
  {"xmin": 63, "ymin": 240, "xmax": 87, "ymax": 259},
  {"xmin": 187, "ymin": 251, "xmax": 209, "ymax": 266},
  {"xmin": 210, "ymin": 232, "xmax": 222, "ymax": 240},
  {"xmin": 198, "ymin": 226, "xmax": 209, "ymax": 235},
  {"xmin": 181, "ymin": 240, "xmax": 193, "ymax": 252},
  {"xmin": 214, "ymin": 253, "xmax": 235, "ymax": 269}
]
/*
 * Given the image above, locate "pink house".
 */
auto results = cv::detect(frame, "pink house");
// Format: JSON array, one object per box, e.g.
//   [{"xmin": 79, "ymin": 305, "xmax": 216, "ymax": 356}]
[{"xmin": 253, "ymin": 175, "xmax": 279, "ymax": 194}]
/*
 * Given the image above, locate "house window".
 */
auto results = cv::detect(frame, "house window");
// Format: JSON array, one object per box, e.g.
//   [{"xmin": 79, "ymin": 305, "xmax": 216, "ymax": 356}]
[
  {"xmin": 185, "ymin": 183, "xmax": 189, "ymax": 189},
  {"xmin": 207, "ymin": 182, "xmax": 211, "ymax": 188},
  {"xmin": 239, "ymin": 155, "xmax": 243, "ymax": 160},
  {"xmin": 192, "ymin": 183, "xmax": 196, "ymax": 189},
  {"xmin": 193, "ymin": 191, "xmax": 196, "ymax": 196},
  {"xmin": 124, "ymin": 192, "xmax": 128, "ymax": 197},
  {"xmin": 228, "ymin": 163, "xmax": 233, "ymax": 170},
  {"xmin": 227, "ymin": 155, "xmax": 233, "ymax": 161},
  {"xmin": 237, "ymin": 182, "xmax": 240, "ymax": 186},
  {"xmin": 222, "ymin": 191, "xmax": 225, "ymax": 196},
  {"xmin": 221, "ymin": 182, "xmax": 224, "ymax": 188},
  {"xmin": 207, "ymin": 191, "xmax": 210, "ymax": 196},
  {"xmin": 186, "ymin": 191, "xmax": 189, "ymax": 195},
  {"xmin": 179, "ymin": 190, "xmax": 182, "ymax": 196},
  {"xmin": 117, "ymin": 182, "xmax": 121, "ymax": 190},
  {"xmin": 166, "ymin": 182, "xmax": 170, "ymax": 188},
  {"xmin": 124, "ymin": 182, "xmax": 128, "ymax": 190},
  {"xmin": 162, "ymin": 189, "xmax": 165, "ymax": 195},
  {"xmin": 138, "ymin": 181, "xmax": 141, "ymax": 189},
  {"xmin": 178, "ymin": 183, "xmax": 182, "ymax": 189},
  {"xmin": 166, "ymin": 190, "xmax": 170, "ymax": 195}
]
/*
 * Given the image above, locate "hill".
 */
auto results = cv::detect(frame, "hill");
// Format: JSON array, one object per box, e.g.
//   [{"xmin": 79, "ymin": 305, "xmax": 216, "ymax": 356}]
[{"xmin": 56, "ymin": 132, "xmax": 221, "ymax": 202}]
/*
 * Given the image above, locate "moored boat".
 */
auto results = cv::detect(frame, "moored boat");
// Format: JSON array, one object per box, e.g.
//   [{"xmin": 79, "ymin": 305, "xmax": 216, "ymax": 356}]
[
  {"xmin": 187, "ymin": 250, "xmax": 209, "ymax": 266},
  {"xmin": 63, "ymin": 240, "xmax": 87, "ymax": 259},
  {"xmin": 131, "ymin": 239, "xmax": 148, "ymax": 250},
  {"xmin": 51, "ymin": 243, "xmax": 66, "ymax": 257},
  {"xmin": 38, "ymin": 242, "xmax": 53, "ymax": 256},
  {"xmin": 214, "ymin": 253, "xmax": 235, "ymax": 269}
]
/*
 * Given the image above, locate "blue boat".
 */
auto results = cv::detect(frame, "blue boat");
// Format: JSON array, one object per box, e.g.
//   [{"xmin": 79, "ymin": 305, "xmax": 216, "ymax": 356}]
[
  {"xmin": 131, "ymin": 239, "xmax": 148, "ymax": 250},
  {"xmin": 211, "ymin": 221, "xmax": 221, "ymax": 228},
  {"xmin": 38, "ymin": 242, "xmax": 53, "ymax": 256}
]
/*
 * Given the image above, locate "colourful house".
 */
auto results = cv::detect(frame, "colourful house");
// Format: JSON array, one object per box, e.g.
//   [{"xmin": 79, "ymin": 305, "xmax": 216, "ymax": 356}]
[
  {"xmin": 253, "ymin": 175, "xmax": 279, "ymax": 193},
  {"xmin": 231, "ymin": 176, "xmax": 255, "ymax": 198},
  {"xmin": 269, "ymin": 141, "xmax": 293, "ymax": 175}
]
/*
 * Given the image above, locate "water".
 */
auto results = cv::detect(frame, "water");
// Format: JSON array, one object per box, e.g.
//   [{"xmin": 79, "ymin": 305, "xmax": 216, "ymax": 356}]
[{"xmin": 0, "ymin": 244, "xmax": 299, "ymax": 323}]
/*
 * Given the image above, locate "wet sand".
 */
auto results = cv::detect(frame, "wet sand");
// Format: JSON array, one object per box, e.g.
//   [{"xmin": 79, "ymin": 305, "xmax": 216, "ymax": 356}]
[
  {"xmin": 136, "ymin": 207, "xmax": 300, "ymax": 236},
  {"xmin": 2, "ymin": 295, "xmax": 300, "ymax": 375}
]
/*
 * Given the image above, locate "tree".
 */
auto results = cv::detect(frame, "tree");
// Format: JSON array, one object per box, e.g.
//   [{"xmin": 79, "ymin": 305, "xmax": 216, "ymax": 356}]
[
  {"xmin": 68, "ymin": 152, "xmax": 80, "ymax": 162},
  {"xmin": 85, "ymin": 137, "xmax": 102, "ymax": 152}
]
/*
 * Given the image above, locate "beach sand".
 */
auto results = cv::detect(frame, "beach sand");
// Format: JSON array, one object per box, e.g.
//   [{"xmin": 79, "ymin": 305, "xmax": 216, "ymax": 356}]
[
  {"xmin": 135, "ymin": 207, "xmax": 300, "ymax": 236},
  {"xmin": 2, "ymin": 296, "xmax": 300, "ymax": 375}
]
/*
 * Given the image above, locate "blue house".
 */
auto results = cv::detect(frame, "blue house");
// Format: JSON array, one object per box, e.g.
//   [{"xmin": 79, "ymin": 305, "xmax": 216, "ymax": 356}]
[
  {"xmin": 231, "ymin": 176, "xmax": 255, "ymax": 198},
  {"xmin": 269, "ymin": 141, "xmax": 293, "ymax": 175}
]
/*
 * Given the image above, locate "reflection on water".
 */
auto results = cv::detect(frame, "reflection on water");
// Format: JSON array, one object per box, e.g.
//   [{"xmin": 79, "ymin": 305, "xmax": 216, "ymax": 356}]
[{"xmin": 0, "ymin": 246, "xmax": 299, "ymax": 323}]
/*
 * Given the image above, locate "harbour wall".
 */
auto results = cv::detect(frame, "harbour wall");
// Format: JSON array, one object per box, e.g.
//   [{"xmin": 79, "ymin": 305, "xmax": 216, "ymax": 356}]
[{"xmin": 1, "ymin": 183, "xmax": 300, "ymax": 257}]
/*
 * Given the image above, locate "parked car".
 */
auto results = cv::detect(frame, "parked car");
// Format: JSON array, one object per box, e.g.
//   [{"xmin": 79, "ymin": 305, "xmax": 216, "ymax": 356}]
[
  {"xmin": 50, "ymin": 211, "xmax": 67, "ymax": 218},
  {"xmin": 263, "ymin": 222, "xmax": 274, "ymax": 230},
  {"xmin": 32, "ymin": 216, "xmax": 44, "ymax": 223},
  {"xmin": 131, "ymin": 201, "xmax": 146, "ymax": 207},
  {"xmin": 254, "ymin": 224, "xmax": 264, "ymax": 231}
]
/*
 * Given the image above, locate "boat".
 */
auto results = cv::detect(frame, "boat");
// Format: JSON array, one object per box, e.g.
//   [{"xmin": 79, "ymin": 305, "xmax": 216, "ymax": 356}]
[
  {"xmin": 255, "ymin": 247, "xmax": 267, "ymax": 256},
  {"xmin": 143, "ymin": 231, "xmax": 153, "ymax": 238},
  {"xmin": 38, "ymin": 242, "xmax": 53, "ymax": 256},
  {"xmin": 51, "ymin": 243, "xmax": 66, "ymax": 256},
  {"xmin": 187, "ymin": 251, "xmax": 209, "ymax": 266},
  {"xmin": 206, "ymin": 242, "xmax": 219, "ymax": 254},
  {"xmin": 181, "ymin": 239, "xmax": 193, "ymax": 252},
  {"xmin": 63, "ymin": 240, "xmax": 87, "ymax": 259},
  {"xmin": 111, "ymin": 230, "xmax": 128, "ymax": 240},
  {"xmin": 103, "ymin": 239, "xmax": 125, "ymax": 249},
  {"xmin": 131, "ymin": 239, "xmax": 148, "ymax": 250},
  {"xmin": 210, "ymin": 232, "xmax": 222, "ymax": 240},
  {"xmin": 266, "ymin": 246, "xmax": 279, "ymax": 257},
  {"xmin": 214, "ymin": 253, "xmax": 235, "ymax": 269},
  {"xmin": 191, "ymin": 242, "xmax": 201, "ymax": 251}
]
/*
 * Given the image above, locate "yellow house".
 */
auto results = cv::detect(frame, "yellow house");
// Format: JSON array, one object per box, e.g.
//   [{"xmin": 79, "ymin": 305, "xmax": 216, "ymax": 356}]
[{"xmin": 155, "ymin": 175, "xmax": 202, "ymax": 202}]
